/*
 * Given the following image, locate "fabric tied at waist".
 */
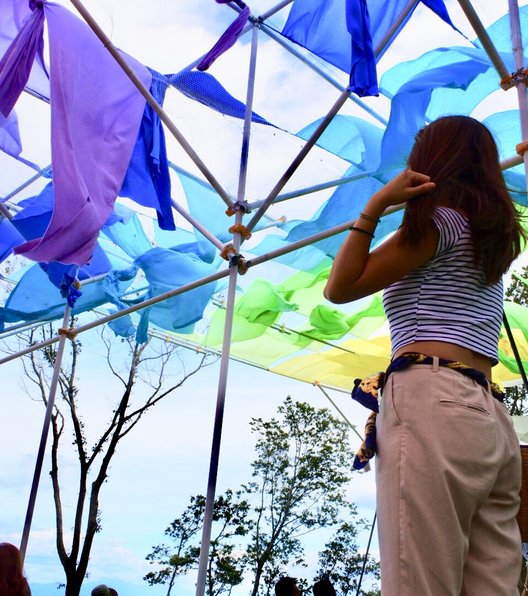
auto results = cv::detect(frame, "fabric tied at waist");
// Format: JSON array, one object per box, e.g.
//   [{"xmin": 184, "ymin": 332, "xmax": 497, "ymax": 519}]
[{"xmin": 351, "ymin": 352, "xmax": 505, "ymax": 471}]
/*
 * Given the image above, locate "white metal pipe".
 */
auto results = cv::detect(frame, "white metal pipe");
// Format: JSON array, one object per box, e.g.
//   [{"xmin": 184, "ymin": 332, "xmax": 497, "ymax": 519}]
[
  {"xmin": 374, "ymin": 0, "xmax": 419, "ymax": 57},
  {"xmin": 259, "ymin": 23, "xmax": 388, "ymax": 126},
  {"xmin": 236, "ymin": 25, "xmax": 259, "ymax": 203},
  {"xmin": 246, "ymin": 89, "xmax": 352, "ymax": 232},
  {"xmin": 170, "ymin": 199, "xmax": 224, "ymax": 251},
  {"xmin": 195, "ymin": 210, "xmax": 243, "ymax": 596},
  {"xmin": 457, "ymin": 0, "xmax": 510, "ymax": 79},
  {"xmin": 19, "ymin": 305, "xmax": 72, "ymax": 560},
  {"xmin": 259, "ymin": 0, "xmax": 294, "ymax": 23},
  {"xmin": 195, "ymin": 23, "xmax": 261, "ymax": 594},
  {"xmin": 315, "ymin": 383, "xmax": 365, "ymax": 443},
  {"xmin": 509, "ymin": 0, "xmax": 528, "ymax": 189}
]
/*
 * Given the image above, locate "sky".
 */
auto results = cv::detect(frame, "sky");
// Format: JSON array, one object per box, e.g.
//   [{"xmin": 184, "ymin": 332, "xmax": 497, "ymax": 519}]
[{"xmin": 1, "ymin": 0, "xmax": 527, "ymax": 595}]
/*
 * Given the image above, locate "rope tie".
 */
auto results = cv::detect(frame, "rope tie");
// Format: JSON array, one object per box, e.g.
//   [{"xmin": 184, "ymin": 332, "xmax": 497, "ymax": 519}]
[
  {"xmin": 220, "ymin": 243, "xmax": 235, "ymax": 261},
  {"xmin": 228, "ymin": 223, "xmax": 252, "ymax": 240},
  {"xmin": 500, "ymin": 67, "xmax": 528, "ymax": 91},
  {"xmin": 219, "ymin": 244, "xmax": 248, "ymax": 274},
  {"xmin": 517, "ymin": 141, "xmax": 528, "ymax": 156},
  {"xmin": 58, "ymin": 327, "xmax": 77, "ymax": 340}
]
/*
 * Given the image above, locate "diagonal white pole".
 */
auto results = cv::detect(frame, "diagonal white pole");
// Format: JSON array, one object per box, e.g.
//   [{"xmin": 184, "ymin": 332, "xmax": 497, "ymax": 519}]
[
  {"xmin": 19, "ymin": 305, "xmax": 72, "ymax": 560},
  {"xmin": 194, "ymin": 23, "xmax": 260, "ymax": 596},
  {"xmin": 246, "ymin": 89, "xmax": 351, "ymax": 233},
  {"xmin": 457, "ymin": 0, "xmax": 510, "ymax": 79},
  {"xmin": 67, "ymin": 0, "xmax": 233, "ymax": 208}
]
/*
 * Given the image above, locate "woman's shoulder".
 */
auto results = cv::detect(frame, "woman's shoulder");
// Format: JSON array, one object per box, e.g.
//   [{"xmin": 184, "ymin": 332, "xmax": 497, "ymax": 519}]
[{"xmin": 430, "ymin": 206, "xmax": 470, "ymax": 255}]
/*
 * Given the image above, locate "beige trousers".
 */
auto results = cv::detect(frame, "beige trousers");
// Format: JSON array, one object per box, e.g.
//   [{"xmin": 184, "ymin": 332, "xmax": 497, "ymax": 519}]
[{"xmin": 376, "ymin": 360, "xmax": 522, "ymax": 596}]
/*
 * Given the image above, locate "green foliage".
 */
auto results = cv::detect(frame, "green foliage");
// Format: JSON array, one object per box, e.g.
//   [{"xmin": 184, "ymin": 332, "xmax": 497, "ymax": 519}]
[
  {"xmin": 145, "ymin": 491, "xmax": 251, "ymax": 596},
  {"xmin": 316, "ymin": 521, "xmax": 380, "ymax": 596},
  {"xmin": 504, "ymin": 266, "xmax": 528, "ymax": 415},
  {"xmin": 244, "ymin": 396, "xmax": 357, "ymax": 596}
]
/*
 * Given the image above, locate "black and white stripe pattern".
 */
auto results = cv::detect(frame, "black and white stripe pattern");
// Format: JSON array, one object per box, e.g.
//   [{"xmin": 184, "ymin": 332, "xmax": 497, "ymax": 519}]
[{"xmin": 383, "ymin": 207, "xmax": 503, "ymax": 364}]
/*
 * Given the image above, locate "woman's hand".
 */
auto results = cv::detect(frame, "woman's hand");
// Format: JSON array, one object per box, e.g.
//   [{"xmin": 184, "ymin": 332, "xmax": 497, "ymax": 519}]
[
  {"xmin": 324, "ymin": 169, "xmax": 437, "ymax": 304},
  {"xmin": 370, "ymin": 169, "xmax": 436, "ymax": 210}
]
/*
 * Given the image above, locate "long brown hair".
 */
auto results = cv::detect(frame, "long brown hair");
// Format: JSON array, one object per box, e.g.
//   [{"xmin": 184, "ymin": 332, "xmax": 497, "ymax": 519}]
[
  {"xmin": 401, "ymin": 115, "xmax": 525, "ymax": 284},
  {"xmin": 0, "ymin": 543, "xmax": 31, "ymax": 596}
]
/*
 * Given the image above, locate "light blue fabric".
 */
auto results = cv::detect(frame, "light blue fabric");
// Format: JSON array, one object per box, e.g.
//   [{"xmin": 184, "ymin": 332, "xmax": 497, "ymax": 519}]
[
  {"xmin": 0, "ymin": 265, "xmax": 136, "ymax": 330},
  {"xmin": 133, "ymin": 247, "xmax": 219, "ymax": 334},
  {"xmin": 297, "ymin": 114, "xmax": 383, "ymax": 170},
  {"xmin": 101, "ymin": 206, "xmax": 153, "ymax": 259},
  {"xmin": 380, "ymin": 54, "xmax": 492, "ymax": 170},
  {"xmin": 483, "ymin": 111, "xmax": 527, "ymax": 206},
  {"xmin": 108, "ymin": 313, "xmax": 136, "ymax": 338}
]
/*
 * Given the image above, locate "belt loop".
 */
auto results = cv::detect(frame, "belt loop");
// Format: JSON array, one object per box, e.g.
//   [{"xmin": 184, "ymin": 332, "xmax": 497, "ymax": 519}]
[{"xmin": 432, "ymin": 356, "xmax": 439, "ymax": 372}]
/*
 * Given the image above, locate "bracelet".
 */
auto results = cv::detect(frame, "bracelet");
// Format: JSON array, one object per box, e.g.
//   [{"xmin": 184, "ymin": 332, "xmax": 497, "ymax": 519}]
[
  {"xmin": 359, "ymin": 212, "xmax": 380, "ymax": 224},
  {"xmin": 349, "ymin": 226, "xmax": 374, "ymax": 238}
]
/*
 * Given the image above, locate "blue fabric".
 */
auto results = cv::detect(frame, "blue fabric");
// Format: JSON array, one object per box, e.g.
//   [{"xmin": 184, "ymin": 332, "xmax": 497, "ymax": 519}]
[
  {"xmin": 347, "ymin": 0, "xmax": 378, "ymax": 96},
  {"xmin": 168, "ymin": 69, "xmax": 272, "ymax": 124},
  {"xmin": 282, "ymin": 0, "xmax": 457, "ymax": 94},
  {"xmin": 10, "ymin": 182, "xmax": 83, "ymax": 303},
  {"xmin": 133, "ymin": 247, "xmax": 218, "ymax": 334},
  {"xmin": 120, "ymin": 75, "xmax": 175, "ymax": 231},
  {"xmin": 11, "ymin": 181, "xmax": 54, "ymax": 239},
  {"xmin": 285, "ymin": 175, "xmax": 402, "ymax": 259},
  {"xmin": 0, "ymin": 218, "xmax": 24, "ymax": 262}
]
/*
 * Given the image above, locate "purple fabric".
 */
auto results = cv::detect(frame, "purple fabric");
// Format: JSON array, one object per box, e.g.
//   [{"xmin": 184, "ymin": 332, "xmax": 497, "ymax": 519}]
[
  {"xmin": 0, "ymin": 109, "xmax": 22, "ymax": 155},
  {"xmin": 0, "ymin": 1, "xmax": 44, "ymax": 117},
  {"xmin": 15, "ymin": 2, "xmax": 151, "ymax": 265},
  {"xmin": 0, "ymin": 0, "xmax": 50, "ymax": 99},
  {"xmin": 197, "ymin": 4, "xmax": 250, "ymax": 71}
]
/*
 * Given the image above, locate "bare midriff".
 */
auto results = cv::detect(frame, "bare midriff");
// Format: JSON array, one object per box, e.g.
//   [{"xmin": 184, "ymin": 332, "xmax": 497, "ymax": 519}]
[{"xmin": 393, "ymin": 340, "xmax": 492, "ymax": 379}]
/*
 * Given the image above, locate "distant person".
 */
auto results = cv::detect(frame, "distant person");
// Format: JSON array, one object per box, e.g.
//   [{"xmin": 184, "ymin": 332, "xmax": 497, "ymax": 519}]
[
  {"xmin": 91, "ymin": 586, "xmax": 110, "ymax": 596},
  {"xmin": 275, "ymin": 576, "xmax": 301, "ymax": 596},
  {"xmin": 312, "ymin": 578, "xmax": 336, "ymax": 596},
  {"xmin": 0, "ymin": 542, "xmax": 31, "ymax": 596}
]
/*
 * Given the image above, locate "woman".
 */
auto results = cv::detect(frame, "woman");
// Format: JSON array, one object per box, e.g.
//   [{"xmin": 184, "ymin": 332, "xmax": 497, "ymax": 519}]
[
  {"xmin": 325, "ymin": 116, "xmax": 525, "ymax": 595},
  {"xmin": 0, "ymin": 543, "xmax": 31, "ymax": 596}
]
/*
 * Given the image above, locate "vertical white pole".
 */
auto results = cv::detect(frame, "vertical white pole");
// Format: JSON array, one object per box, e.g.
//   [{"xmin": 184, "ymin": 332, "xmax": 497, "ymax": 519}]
[
  {"xmin": 509, "ymin": 0, "xmax": 528, "ymax": 188},
  {"xmin": 194, "ymin": 24, "xmax": 260, "ymax": 596},
  {"xmin": 20, "ymin": 306, "xmax": 72, "ymax": 559}
]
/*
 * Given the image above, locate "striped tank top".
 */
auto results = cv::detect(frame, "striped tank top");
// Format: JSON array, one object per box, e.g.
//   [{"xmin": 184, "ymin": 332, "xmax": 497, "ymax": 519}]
[{"xmin": 382, "ymin": 207, "xmax": 503, "ymax": 364}]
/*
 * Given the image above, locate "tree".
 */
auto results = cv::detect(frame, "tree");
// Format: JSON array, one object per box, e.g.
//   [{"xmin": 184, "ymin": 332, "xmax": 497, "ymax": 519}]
[
  {"xmin": 315, "ymin": 521, "xmax": 380, "ymax": 596},
  {"xmin": 18, "ymin": 321, "xmax": 216, "ymax": 596},
  {"xmin": 145, "ymin": 490, "xmax": 252, "ymax": 596},
  {"xmin": 243, "ymin": 397, "xmax": 360, "ymax": 596},
  {"xmin": 146, "ymin": 396, "xmax": 380, "ymax": 596},
  {"xmin": 504, "ymin": 266, "xmax": 528, "ymax": 415}
]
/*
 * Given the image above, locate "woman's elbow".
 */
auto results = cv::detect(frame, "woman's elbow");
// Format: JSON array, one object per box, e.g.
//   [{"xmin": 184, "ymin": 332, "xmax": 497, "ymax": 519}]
[
  {"xmin": 324, "ymin": 282, "xmax": 372, "ymax": 304},
  {"xmin": 323, "ymin": 284, "xmax": 350, "ymax": 304}
]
